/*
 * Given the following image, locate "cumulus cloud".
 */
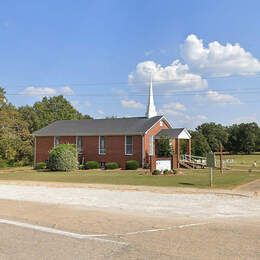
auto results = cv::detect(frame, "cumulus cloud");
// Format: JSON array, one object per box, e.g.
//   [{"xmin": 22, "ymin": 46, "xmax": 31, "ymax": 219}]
[
  {"xmin": 159, "ymin": 102, "xmax": 186, "ymax": 115},
  {"xmin": 195, "ymin": 90, "xmax": 241, "ymax": 105},
  {"xmin": 181, "ymin": 34, "xmax": 260, "ymax": 76},
  {"xmin": 60, "ymin": 86, "xmax": 74, "ymax": 95},
  {"xmin": 158, "ymin": 102, "xmax": 207, "ymax": 128},
  {"xmin": 20, "ymin": 86, "xmax": 74, "ymax": 96},
  {"xmin": 205, "ymin": 90, "xmax": 241, "ymax": 104},
  {"xmin": 159, "ymin": 102, "xmax": 207, "ymax": 128},
  {"xmin": 70, "ymin": 100, "xmax": 91, "ymax": 111},
  {"xmin": 128, "ymin": 60, "xmax": 207, "ymax": 89},
  {"xmin": 21, "ymin": 87, "xmax": 57, "ymax": 96},
  {"xmin": 121, "ymin": 99, "xmax": 144, "ymax": 109}
]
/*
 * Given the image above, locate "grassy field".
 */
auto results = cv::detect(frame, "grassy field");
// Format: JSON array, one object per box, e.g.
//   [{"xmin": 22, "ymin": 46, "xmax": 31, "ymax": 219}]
[{"xmin": 0, "ymin": 154, "xmax": 259, "ymax": 189}]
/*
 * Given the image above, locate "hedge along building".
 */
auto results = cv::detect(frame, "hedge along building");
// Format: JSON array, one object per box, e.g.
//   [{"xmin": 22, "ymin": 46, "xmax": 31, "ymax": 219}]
[{"xmin": 33, "ymin": 80, "xmax": 191, "ymax": 169}]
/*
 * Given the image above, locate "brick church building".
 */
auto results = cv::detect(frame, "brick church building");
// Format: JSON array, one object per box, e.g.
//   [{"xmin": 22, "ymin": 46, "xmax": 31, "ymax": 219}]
[{"xmin": 33, "ymin": 80, "xmax": 191, "ymax": 169}]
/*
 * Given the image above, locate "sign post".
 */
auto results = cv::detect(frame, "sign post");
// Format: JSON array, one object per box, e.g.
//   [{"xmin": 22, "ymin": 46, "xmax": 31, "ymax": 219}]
[
  {"xmin": 206, "ymin": 151, "xmax": 215, "ymax": 187},
  {"xmin": 149, "ymin": 136, "xmax": 155, "ymax": 174}
]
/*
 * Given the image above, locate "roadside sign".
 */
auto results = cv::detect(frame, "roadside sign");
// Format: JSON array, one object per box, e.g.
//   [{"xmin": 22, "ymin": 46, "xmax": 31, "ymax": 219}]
[
  {"xmin": 148, "ymin": 135, "xmax": 154, "ymax": 156},
  {"xmin": 206, "ymin": 151, "xmax": 215, "ymax": 168},
  {"xmin": 207, "ymin": 151, "xmax": 215, "ymax": 187}
]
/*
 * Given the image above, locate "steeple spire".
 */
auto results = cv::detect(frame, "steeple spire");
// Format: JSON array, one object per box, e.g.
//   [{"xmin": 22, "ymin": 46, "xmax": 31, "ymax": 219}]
[{"xmin": 145, "ymin": 76, "xmax": 157, "ymax": 118}]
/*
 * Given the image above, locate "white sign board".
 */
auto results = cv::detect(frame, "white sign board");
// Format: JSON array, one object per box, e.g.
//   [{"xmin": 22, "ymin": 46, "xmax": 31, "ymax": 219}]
[{"xmin": 156, "ymin": 160, "xmax": 171, "ymax": 171}]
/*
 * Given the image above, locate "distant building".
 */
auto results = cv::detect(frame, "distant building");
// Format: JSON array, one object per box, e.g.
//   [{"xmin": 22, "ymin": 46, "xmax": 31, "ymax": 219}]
[{"xmin": 33, "ymin": 80, "xmax": 191, "ymax": 169}]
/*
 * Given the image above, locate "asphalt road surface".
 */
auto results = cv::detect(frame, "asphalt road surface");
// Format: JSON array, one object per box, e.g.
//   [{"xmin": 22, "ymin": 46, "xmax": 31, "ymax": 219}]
[{"xmin": 0, "ymin": 183, "xmax": 259, "ymax": 259}]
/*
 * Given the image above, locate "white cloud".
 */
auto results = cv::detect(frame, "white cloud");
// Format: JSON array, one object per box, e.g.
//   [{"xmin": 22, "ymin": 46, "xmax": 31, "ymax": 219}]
[
  {"xmin": 71, "ymin": 100, "xmax": 91, "ymax": 110},
  {"xmin": 60, "ymin": 86, "xmax": 74, "ymax": 95},
  {"xmin": 198, "ymin": 90, "xmax": 241, "ymax": 105},
  {"xmin": 159, "ymin": 102, "xmax": 186, "ymax": 115},
  {"xmin": 128, "ymin": 60, "xmax": 207, "ymax": 89},
  {"xmin": 121, "ymin": 99, "xmax": 144, "ymax": 109},
  {"xmin": 97, "ymin": 109, "xmax": 105, "ymax": 115},
  {"xmin": 206, "ymin": 90, "xmax": 241, "ymax": 104},
  {"xmin": 20, "ymin": 86, "xmax": 74, "ymax": 96},
  {"xmin": 181, "ymin": 34, "xmax": 260, "ymax": 76},
  {"xmin": 158, "ymin": 102, "xmax": 206, "ymax": 128},
  {"xmin": 21, "ymin": 87, "xmax": 57, "ymax": 96}
]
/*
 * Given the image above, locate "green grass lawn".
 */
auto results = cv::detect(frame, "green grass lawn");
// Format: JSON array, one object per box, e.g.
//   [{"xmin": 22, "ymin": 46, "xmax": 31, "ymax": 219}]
[
  {"xmin": 0, "ymin": 154, "xmax": 259, "ymax": 189},
  {"xmin": 0, "ymin": 165, "xmax": 259, "ymax": 189}
]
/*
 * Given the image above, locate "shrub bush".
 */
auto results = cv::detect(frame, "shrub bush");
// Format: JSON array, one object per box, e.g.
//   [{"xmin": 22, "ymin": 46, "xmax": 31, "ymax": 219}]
[
  {"xmin": 79, "ymin": 164, "xmax": 85, "ymax": 170},
  {"xmin": 48, "ymin": 144, "xmax": 78, "ymax": 171},
  {"xmin": 0, "ymin": 159, "xmax": 9, "ymax": 168},
  {"xmin": 163, "ymin": 169, "xmax": 169, "ymax": 175},
  {"xmin": 35, "ymin": 162, "xmax": 47, "ymax": 170},
  {"xmin": 105, "ymin": 162, "xmax": 119, "ymax": 170},
  {"xmin": 13, "ymin": 159, "xmax": 31, "ymax": 167},
  {"xmin": 172, "ymin": 169, "xmax": 178, "ymax": 175},
  {"xmin": 125, "ymin": 160, "xmax": 139, "ymax": 170},
  {"xmin": 152, "ymin": 169, "xmax": 161, "ymax": 175},
  {"xmin": 84, "ymin": 161, "xmax": 99, "ymax": 169}
]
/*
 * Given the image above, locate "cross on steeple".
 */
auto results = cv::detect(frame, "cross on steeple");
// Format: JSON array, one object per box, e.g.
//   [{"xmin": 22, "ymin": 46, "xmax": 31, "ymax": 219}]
[{"xmin": 145, "ymin": 76, "xmax": 157, "ymax": 118}]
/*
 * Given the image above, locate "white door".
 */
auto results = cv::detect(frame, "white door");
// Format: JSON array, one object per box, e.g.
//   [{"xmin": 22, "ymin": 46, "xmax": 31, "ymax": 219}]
[{"xmin": 156, "ymin": 160, "xmax": 171, "ymax": 171}]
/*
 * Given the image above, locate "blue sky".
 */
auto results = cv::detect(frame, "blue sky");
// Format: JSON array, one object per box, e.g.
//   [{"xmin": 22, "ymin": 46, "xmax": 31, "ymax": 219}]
[{"xmin": 0, "ymin": 0, "xmax": 260, "ymax": 128}]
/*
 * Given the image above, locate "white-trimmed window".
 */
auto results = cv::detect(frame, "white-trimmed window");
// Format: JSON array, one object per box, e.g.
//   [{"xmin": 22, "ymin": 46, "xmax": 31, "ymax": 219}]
[
  {"xmin": 54, "ymin": 136, "xmax": 60, "ymax": 147},
  {"xmin": 76, "ymin": 136, "xmax": 83, "ymax": 154},
  {"xmin": 99, "ymin": 136, "xmax": 106, "ymax": 155},
  {"xmin": 125, "ymin": 136, "xmax": 133, "ymax": 155}
]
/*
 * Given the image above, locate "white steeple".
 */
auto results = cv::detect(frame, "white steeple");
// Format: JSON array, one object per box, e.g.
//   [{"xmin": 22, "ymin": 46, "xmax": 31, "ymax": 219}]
[{"xmin": 145, "ymin": 76, "xmax": 157, "ymax": 118}]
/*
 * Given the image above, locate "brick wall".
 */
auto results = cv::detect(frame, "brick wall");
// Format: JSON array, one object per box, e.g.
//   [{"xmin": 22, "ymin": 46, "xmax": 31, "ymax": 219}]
[
  {"xmin": 35, "ymin": 136, "xmax": 53, "ymax": 163},
  {"xmin": 143, "ymin": 119, "xmax": 170, "ymax": 165},
  {"xmin": 35, "ymin": 136, "xmax": 76, "ymax": 164},
  {"xmin": 82, "ymin": 135, "xmax": 142, "ymax": 169},
  {"xmin": 35, "ymin": 135, "xmax": 142, "ymax": 169}
]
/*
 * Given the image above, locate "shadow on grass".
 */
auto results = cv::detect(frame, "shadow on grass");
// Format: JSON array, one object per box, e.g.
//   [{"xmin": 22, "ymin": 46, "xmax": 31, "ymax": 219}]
[{"xmin": 179, "ymin": 182, "xmax": 194, "ymax": 186}]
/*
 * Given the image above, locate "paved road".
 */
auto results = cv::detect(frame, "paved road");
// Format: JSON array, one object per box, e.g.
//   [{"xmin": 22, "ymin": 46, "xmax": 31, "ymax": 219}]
[{"xmin": 0, "ymin": 199, "xmax": 259, "ymax": 259}]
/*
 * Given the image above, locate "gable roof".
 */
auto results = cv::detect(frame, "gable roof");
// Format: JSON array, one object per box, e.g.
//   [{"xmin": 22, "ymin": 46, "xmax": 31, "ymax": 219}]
[
  {"xmin": 33, "ymin": 115, "xmax": 170, "ymax": 136},
  {"xmin": 155, "ymin": 128, "xmax": 191, "ymax": 139}
]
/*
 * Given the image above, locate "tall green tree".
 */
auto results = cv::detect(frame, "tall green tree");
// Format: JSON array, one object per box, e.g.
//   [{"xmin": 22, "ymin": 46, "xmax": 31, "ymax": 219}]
[
  {"xmin": 227, "ymin": 123, "xmax": 259, "ymax": 154},
  {"xmin": 197, "ymin": 122, "xmax": 228, "ymax": 152},
  {"xmin": 32, "ymin": 95, "xmax": 91, "ymax": 130},
  {"xmin": 0, "ymin": 87, "xmax": 6, "ymax": 107},
  {"xmin": 190, "ymin": 131, "xmax": 211, "ymax": 156},
  {"xmin": 18, "ymin": 105, "xmax": 40, "ymax": 133},
  {"xmin": 0, "ymin": 103, "xmax": 32, "ymax": 163}
]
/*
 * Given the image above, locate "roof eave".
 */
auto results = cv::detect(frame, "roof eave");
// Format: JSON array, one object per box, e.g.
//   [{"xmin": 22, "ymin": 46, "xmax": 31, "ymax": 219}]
[{"xmin": 34, "ymin": 132, "xmax": 144, "ymax": 137}]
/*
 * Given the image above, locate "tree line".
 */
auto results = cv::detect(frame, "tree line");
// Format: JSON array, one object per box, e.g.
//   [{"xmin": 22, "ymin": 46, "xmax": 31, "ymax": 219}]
[
  {"xmin": 0, "ymin": 87, "xmax": 91, "ymax": 167},
  {"xmin": 0, "ymin": 87, "xmax": 259, "ymax": 166},
  {"xmin": 188, "ymin": 122, "xmax": 260, "ymax": 156}
]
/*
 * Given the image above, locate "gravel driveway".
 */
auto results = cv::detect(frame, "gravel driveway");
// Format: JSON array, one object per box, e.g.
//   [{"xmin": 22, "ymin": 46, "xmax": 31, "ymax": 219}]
[{"xmin": 0, "ymin": 184, "xmax": 259, "ymax": 219}]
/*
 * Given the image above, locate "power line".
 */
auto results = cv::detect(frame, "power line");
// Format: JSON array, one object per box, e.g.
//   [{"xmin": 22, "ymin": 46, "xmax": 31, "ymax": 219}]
[
  {"xmin": 5, "ymin": 89, "xmax": 260, "ymax": 97},
  {"xmin": 2, "ymin": 73, "xmax": 260, "ymax": 89}
]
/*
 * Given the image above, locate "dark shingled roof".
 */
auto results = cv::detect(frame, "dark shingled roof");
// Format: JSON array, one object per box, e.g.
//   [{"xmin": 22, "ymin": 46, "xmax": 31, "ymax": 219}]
[
  {"xmin": 155, "ymin": 128, "xmax": 187, "ymax": 139},
  {"xmin": 33, "ymin": 116, "xmax": 167, "ymax": 136}
]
